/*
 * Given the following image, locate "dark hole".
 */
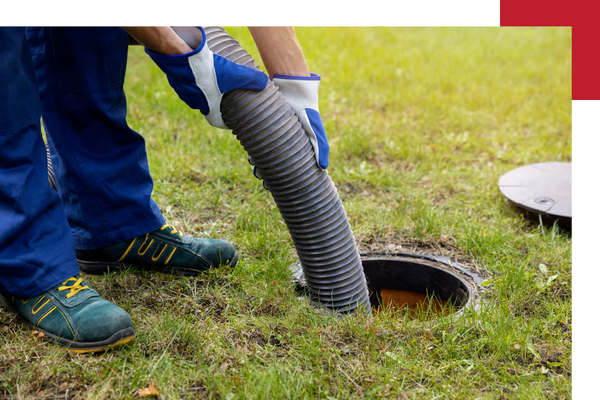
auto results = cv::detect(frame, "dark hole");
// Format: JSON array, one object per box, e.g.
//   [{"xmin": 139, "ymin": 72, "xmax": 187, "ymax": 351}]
[{"xmin": 361, "ymin": 257, "xmax": 471, "ymax": 312}]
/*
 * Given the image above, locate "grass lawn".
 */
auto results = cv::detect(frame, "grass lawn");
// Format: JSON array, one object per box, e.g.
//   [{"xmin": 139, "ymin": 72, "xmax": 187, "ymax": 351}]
[{"xmin": 0, "ymin": 27, "xmax": 571, "ymax": 399}]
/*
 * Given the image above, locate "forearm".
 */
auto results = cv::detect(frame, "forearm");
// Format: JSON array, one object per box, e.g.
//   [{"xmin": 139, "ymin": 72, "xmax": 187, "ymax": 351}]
[
  {"xmin": 248, "ymin": 27, "xmax": 310, "ymax": 78},
  {"xmin": 122, "ymin": 27, "xmax": 193, "ymax": 55}
]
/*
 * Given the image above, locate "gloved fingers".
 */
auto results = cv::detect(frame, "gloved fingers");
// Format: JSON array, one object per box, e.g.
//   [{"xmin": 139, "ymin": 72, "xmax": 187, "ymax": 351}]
[
  {"xmin": 212, "ymin": 55, "xmax": 269, "ymax": 93},
  {"xmin": 272, "ymin": 73, "xmax": 329, "ymax": 169},
  {"xmin": 205, "ymin": 55, "xmax": 268, "ymax": 128},
  {"xmin": 298, "ymin": 109, "xmax": 330, "ymax": 169}
]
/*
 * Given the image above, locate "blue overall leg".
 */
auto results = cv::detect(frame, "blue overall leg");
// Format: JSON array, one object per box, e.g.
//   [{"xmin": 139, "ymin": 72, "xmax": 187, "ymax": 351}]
[
  {"xmin": 26, "ymin": 27, "xmax": 165, "ymax": 251},
  {"xmin": 0, "ymin": 27, "xmax": 79, "ymax": 297}
]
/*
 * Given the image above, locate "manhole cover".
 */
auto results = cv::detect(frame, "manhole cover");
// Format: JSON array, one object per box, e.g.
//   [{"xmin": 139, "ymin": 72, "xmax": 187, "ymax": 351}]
[{"xmin": 498, "ymin": 162, "xmax": 571, "ymax": 231}]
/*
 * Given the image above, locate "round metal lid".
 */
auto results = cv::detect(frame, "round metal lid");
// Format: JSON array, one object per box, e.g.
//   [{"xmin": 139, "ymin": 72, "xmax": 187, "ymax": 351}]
[{"xmin": 498, "ymin": 162, "xmax": 571, "ymax": 228}]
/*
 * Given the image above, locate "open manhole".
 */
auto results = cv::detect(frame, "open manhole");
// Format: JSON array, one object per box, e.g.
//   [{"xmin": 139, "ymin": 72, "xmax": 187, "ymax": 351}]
[
  {"xmin": 361, "ymin": 254, "xmax": 479, "ymax": 316},
  {"xmin": 292, "ymin": 252, "xmax": 484, "ymax": 317}
]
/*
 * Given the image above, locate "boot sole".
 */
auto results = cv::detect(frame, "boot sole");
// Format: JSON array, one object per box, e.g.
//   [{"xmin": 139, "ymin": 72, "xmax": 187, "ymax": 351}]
[
  {"xmin": 77, "ymin": 252, "xmax": 239, "ymax": 277},
  {"xmin": 0, "ymin": 294, "xmax": 135, "ymax": 353}
]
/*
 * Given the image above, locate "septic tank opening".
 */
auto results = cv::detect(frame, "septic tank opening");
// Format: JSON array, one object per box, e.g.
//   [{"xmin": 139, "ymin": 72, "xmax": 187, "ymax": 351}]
[
  {"xmin": 292, "ymin": 252, "xmax": 483, "ymax": 317},
  {"xmin": 361, "ymin": 255, "xmax": 474, "ymax": 316}
]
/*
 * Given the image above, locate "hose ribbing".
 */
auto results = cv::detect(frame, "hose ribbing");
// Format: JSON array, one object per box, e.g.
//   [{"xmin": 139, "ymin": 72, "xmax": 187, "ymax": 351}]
[{"xmin": 204, "ymin": 27, "xmax": 371, "ymax": 314}]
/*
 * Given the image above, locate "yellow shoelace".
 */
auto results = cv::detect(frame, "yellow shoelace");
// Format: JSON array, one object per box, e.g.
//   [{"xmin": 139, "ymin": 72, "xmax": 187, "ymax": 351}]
[
  {"xmin": 160, "ymin": 224, "xmax": 183, "ymax": 238},
  {"xmin": 58, "ymin": 277, "xmax": 90, "ymax": 299}
]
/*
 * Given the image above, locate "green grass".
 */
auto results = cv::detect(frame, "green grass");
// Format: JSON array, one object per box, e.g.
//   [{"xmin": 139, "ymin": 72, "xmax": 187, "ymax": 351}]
[{"xmin": 0, "ymin": 27, "xmax": 571, "ymax": 399}]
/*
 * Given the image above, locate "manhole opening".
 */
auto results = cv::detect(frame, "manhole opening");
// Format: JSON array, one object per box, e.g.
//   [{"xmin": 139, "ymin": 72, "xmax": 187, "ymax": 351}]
[
  {"xmin": 292, "ymin": 253, "xmax": 481, "ymax": 316},
  {"xmin": 361, "ymin": 257, "xmax": 472, "ymax": 315}
]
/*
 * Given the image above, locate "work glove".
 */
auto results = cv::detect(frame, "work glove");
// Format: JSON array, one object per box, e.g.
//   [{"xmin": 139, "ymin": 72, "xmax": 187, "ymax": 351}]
[
  {"xmin": 273, "ymin": 73, "xmax": 330, "ymax": 169},
  {"xmin": 249, "ymin": 73, "xmax": 330, "ymax": 189},
  {"xmin": 146, "ymin": 27, "xmax": 269, "ymax": 129}
]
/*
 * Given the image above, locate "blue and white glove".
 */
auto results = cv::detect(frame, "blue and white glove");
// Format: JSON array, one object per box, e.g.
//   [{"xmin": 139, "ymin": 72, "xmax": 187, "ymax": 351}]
[
  {"xmin": 146, "ymin": 27, "xmax": 269, "ymax": 129},
  {"xmin": 273, "ymin": 73, "xmax": 329, "ymax": 169},
  {"xmin": 249, "ymin": 73, "xmax": 330, "ymax": 189}
]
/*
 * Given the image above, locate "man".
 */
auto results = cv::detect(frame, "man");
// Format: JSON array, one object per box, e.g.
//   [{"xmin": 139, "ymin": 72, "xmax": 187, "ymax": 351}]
[{"xmin": 0, "ymin": 26, "xmax": 328, "ymax": 353}]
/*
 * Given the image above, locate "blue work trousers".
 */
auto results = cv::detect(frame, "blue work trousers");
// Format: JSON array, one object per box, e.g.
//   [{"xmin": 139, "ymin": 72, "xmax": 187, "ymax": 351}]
[{"xmin": 1, "ymin": 27, "xmax": 166, "ymax": 297}]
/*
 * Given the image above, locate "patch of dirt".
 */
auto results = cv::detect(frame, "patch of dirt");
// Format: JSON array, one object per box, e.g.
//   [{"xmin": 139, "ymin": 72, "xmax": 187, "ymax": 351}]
[{"xmin": 357, "ymin": 235, "xmax": 457, "ymax": 259}]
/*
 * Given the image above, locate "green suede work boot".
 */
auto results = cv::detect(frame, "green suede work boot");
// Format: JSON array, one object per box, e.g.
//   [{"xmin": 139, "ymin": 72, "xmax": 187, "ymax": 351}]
[
  {"xmin": 0, "ymin": 275, "xmax": 134, "ymax": 353},
  {"xmin": 76, "ymin": 224, "xmax": 239, "ymax": 276}
]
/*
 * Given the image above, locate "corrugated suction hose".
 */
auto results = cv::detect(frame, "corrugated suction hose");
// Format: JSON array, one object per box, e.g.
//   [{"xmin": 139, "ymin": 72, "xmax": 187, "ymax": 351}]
[
  {"xmin": 204, "ymin": 27, "xmax": 371, "ymax": 315},
  {"xmin": 45, "ymin": 27, "xmax": 371, "ymax": 315}
]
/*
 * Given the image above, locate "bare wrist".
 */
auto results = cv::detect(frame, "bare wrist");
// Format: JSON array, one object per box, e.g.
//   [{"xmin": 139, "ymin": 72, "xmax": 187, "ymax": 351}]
[
  {"xmin": 122, "ymin": 27, "xmax": 193, "ymax": 56},
  {"xmin": 248, "ymin": 27, "xmax": 310, "ymax": 78}
]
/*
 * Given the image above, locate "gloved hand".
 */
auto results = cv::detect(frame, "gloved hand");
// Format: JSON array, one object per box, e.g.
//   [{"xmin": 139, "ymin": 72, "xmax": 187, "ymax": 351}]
[
  {"xmin": 273, "ymin": 73, "xmax": 330, "ymax": 169},
  {"xmin": 146, "ymin": 27, "xmax": 269, "ymax": 129}
]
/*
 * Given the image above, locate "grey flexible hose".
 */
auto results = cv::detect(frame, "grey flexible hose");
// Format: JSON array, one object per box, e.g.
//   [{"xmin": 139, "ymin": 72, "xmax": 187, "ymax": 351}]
[{"xmin": 204, "ymin": 27, "xmax": 371, "ymax": 315}]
